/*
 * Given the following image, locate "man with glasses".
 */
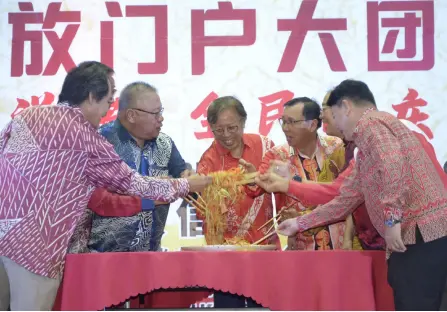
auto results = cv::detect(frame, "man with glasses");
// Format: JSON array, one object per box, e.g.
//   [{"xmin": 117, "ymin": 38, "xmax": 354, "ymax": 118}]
[
  {"xmin": 84, "ymin": 81, "xmax": 193, "ymax": 253},
  {"xmin": 244, "ymin": 97, "xmax": 347, "ymax": 251}
]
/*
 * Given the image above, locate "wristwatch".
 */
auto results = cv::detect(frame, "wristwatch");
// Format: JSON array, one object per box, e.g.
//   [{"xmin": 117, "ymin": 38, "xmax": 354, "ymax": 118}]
[{"xmin": 384, "ymin": 215, "xmax": 402, "ymax": 227}]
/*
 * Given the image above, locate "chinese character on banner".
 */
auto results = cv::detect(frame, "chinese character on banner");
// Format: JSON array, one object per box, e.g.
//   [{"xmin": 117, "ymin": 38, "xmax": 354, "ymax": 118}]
[
  {"xmin": 191, "ymin": 2, "xmax": 256, "ymax": 75},
  {"xmin": 99, "ymin": 98, "xmax": 119, "ymax": 126},
  {"xmin": 277, "ymin": 0, "xmax": 347, "ymax": 72},
  {"xmin": 258, "ymin": 90, "xmax": 294, "ymax": 136},
  {"xmin": 9, "ymin": 2, "xmax": 81, "ymax": 77},
  {"xmin": 190, "ymin": 92, "xmax": 219, "ymax": 139},
  {"xmin": 11, "ymin": 92, "xmax": 55, "ymax": 118},
  {"xmin": 392, "ymin": 88, "xmax": 433, "ymax": 139},
  {"xmin": 367, "ymin": 1, "xmax": 434, "ymax": 71},
  {"xmin": 101, "ymin": 2, "xmax": 168, "ymax": 73}
]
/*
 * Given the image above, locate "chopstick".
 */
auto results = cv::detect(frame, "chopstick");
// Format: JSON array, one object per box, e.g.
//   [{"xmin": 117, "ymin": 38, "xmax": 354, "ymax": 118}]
[
  {"xmin": 252, "ymin": 230, "xmax": 277, "ymax": 245},
  {"xmin": 256, "ymin": 200, "xmax": 296, "ymax": 231},
  {"xmin": 266, "ymin": 215, "xmax": 281, "ymax": 234}
]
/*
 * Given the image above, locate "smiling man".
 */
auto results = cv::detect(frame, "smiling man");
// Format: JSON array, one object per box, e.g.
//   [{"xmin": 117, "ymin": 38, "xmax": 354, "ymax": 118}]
[
  {"xmin": 244, "ymin": 97, "xmax": 347, "ymax": 251},
  {"xmin": 86, "ymin": 82, "xmax": 193, "ymax": 253},
  {"xmin": 277, "ymin": 79, "xmax": 447, "ymax": 311}
]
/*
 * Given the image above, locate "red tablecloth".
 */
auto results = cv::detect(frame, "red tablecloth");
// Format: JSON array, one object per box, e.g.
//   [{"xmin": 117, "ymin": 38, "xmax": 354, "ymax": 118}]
[{"xmin": 54, "ymin": 250, "xmax": 394, "ymax": 311}]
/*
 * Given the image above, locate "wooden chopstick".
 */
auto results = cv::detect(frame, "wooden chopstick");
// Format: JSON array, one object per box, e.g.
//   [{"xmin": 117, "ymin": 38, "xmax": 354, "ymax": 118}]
[
  {"xmin": 252, "ymin": 230, "xmax": 277, "ymax": 245},
  {"xmin": 186, "ymin": 195, "xmax": 207, "ymax": 212},
  {"xmin": 195, "ymin": 192, "xmax": 207, "ymax": 206},
  {"xmin": 266, "ymin": 215, "xmax": 281, "ymax": 234},
  {"xmin": 256, "ymin": 200, "xmax": 296, "ymax": 231},
  {"xmin": 257, "ymin": 213, "xmax": 281, "ymax": 231}
]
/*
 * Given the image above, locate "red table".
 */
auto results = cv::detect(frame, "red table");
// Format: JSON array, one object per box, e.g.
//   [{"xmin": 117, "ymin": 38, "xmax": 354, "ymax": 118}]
[{"xmin": 53, "ymin": 250, "xmax": 394, "ymax": 311}]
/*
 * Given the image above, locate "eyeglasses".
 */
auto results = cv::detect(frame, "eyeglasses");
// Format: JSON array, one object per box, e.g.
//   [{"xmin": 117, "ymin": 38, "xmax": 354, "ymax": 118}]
[
  {"xmin": 132, "ymin": 107, "xmax": 164, "ymax": 118},
  {"xmin": 278, "ymin": 118, "xmax": 309, "ymax": 126},
  {"xmin": 211, "ymin": 124, "xmax": 239, "ymax": 136}
]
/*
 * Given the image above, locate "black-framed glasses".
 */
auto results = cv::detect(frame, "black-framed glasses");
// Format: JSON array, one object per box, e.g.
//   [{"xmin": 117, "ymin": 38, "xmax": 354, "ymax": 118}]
[
  {"xmin": 211, "ymin": 124, "xmax": 239, "ymax": 136},
  {"xmin": 132, "ymin": 107, "xmax": 164, "ymax": 118},
  {"xmin": 278, "ymin": 118, "xmax": 309, "ymax": 126}
]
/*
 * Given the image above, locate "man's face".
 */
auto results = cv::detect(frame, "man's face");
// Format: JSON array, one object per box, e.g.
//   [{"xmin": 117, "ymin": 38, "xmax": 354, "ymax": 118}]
[
  {"xmin": 331, "ymin": 100, "xmax": 354, "ymax": 140},
  {"xmin": 211, "ymin": 108, "xmax": 244, "ymax": 151},
  {"xmin": 321, "ymin": 106, "xmax": 343, "ymax": 138},
  {"xmin": 280, "ymin": 104, "xmax": 316, "ymax": 148},
  {"xmin": 88, "ymin": 75, "xmax": 116, "ymax": 128},
  {"xmin": 126, "ymin": 90, "xmax": 164, "ymax": 140}
]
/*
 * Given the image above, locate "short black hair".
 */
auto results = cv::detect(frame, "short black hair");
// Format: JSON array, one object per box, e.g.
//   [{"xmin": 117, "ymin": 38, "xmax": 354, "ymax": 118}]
[
  {"xmin": 444, "ymin": 161, "xmax": 447, "ymax": 174},
  {"xmin": 326, "ymin": 79, "xmax": 376, "ymax": 108},
  {"xmin": 119, "ymin": 81, "xmax": 157, "ymax": 111},
  {"xmin": 58, "ymin": 61, "xmax": 114, "ymax": 107},
  {"xmin": 207, "ymin": 96, "xmax": 247, "ymax": 125},
  {"xmin": 283, "ymin": 97, "xmax": 322, "ymax": 129}
]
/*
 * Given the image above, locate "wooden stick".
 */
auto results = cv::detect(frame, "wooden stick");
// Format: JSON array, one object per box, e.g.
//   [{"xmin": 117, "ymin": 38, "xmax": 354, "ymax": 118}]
[
  {"xmin": 195, "ymin": 192, "xmax": 207, "ymax": 206},
  {"xmin": 234, "ymin": 179, "xmax": 255, "ymax": 186},
  {"xmin": 252, "ymin": 230, "xmax": 277, "ymax": 245},
  {"xmin": 257, "ymin": 213, "xmax": 281, "ymax": 231},
  {"xmin": 256, "ymin": 200, "xmax": 296, "ymax": 231},
  {"xmin": 184, "ymin": 197, "xmax": 199, "ymax": 210},
  {"xmin": 186, "ymin": 195, "xmax": 207, "ymax": 212},
  {"xmin": 266, "ymin": 215, "xmax": 281, "ymax": 234}
]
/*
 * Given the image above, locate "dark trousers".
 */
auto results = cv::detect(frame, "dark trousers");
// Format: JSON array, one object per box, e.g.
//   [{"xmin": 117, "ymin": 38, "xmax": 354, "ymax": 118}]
[
  {"xmin": 214, "ymin": 291, "xmax": 262, "ymax": 308},
  {"xmin": 387, "ymin": 228, "xmax": 447, "ymax": 311}
]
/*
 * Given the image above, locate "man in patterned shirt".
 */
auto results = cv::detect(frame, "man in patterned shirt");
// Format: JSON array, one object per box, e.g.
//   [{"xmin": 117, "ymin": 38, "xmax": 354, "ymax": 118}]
[
  {"xmin": 276, "ymin": 79, "xmax": 447, "ymax": 311},
  {"xmin": 0, "ymin": 62, "xmax": 211, "ymax": 310},
  {"xmin": 86, "ymin": 82, "xmax": 193, "ymax": 252}
]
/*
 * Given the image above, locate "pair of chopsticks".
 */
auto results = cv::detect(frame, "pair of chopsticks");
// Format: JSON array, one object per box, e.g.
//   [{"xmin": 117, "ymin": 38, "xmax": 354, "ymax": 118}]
[
  {"xmin": 252, "ymin": 200, "xmax": 298, "ymax": 245},
  {"xmin": 252, "ymin": 229, "xmax": 277, "ymax": 245},
  {"xmin": 256, "ymin": 200, "xmax": 296, "ymax": 232},
  {"xmin": 184, "ymin": 192, "xmax": 207, "ymax": 212}
]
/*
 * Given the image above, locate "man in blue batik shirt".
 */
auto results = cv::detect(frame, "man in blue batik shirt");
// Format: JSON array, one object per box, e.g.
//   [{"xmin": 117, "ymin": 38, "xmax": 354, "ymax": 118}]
[{"xmin": 87, "ymin": 82, "xmax": 193, "ymax": 252}]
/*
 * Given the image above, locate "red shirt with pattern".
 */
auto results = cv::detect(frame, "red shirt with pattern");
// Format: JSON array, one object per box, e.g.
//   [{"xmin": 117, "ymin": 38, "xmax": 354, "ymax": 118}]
[
  {"xmin": 294, "ymin": 110, "xmax": 447, "ymax": 255},
  {"xmin": 246, "ymin": 135, "xmax": 347, "ymax": 250},
  {"xmin": 289, "ymin": 160, "xmax": 385, "ymax": 250},
  {"xmin": 197, "ymin": 133, "xmax": 278, "ymax": 245},
  {"xmin": 0, "ymin": 105, "xmax": 189, "ymax": 278}
]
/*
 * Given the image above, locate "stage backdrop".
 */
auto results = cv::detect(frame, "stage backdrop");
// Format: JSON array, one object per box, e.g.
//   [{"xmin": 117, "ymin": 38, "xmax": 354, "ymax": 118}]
[{"xmin": 0, "ymin": 0, "xmax": 446, "ymax": 252}]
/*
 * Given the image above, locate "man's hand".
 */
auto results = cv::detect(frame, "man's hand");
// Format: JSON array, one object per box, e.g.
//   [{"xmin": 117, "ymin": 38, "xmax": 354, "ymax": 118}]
[
  {"xmin": 239, "ymin": 158, "xmax": 256, "ymax": 173},
  {"xmin": 186, "ymin": 174, "xmax": 213, "ymax": 193},
  {"xmin": 254, "ymin": 172, "xmax": 289, "ymax": 193},
  {"xmin": 268, "ymin": 160, "xmax": 292, "ymax": 179},
  {"xmin": 385, "ymin": 223, "xmax": 406, "ymax": 252},
  {"xmin": 181, "ymin": 169, "xmax": 195, "ymax": 178},
  {"xmin": 277, "ymin": 218, "xmax": 300, "ymax": 237}
]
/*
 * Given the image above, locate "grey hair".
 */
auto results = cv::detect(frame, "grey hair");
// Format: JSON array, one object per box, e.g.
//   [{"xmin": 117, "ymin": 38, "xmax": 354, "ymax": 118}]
[
  {"xmin": 118, "ymin": 81, "xmax": 157, "ymax": 111},
  {"xmin": 207, "ymin": 96, "xmax": 247, "ymax": 125}
]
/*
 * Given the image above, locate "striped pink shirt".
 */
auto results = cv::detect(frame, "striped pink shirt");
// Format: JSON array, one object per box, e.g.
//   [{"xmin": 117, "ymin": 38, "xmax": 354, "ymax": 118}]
[{"xmin": 0, "ymin": 105, "xmax": 189, "ymax": 278}]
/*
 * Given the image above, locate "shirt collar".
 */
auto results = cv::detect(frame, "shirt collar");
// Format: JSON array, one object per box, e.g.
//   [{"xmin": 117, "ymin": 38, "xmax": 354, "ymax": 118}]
[
  {"xmin": 352, "ymin": 107, "xmax": 376, "ymax": 141},
  {"xmin": 290, "ymin": 134, "xmax": 322, "ymax": 159},
  {"xmin": 113, "ymin": 119, "xmax": 156, "ymax": 147},
  {"xmin": 214, "ymin": 134, "xmax": 254, "ymax": 156}
]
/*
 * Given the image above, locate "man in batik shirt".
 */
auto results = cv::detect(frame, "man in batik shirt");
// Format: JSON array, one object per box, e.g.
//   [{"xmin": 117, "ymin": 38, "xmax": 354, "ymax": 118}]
[
  {"xmin": 85, "ymin": 82, "xmax": 192, "ymax": 252},
  {"xmin": 244, "ymin": 97, "xmax": 346, "ymax": 251},
  {"xmin": 276, "ymin": 79, "xmax": 447, "ymax": 311},
  {"xmin": 0, "ymin": 62, "xmax": 211, "ymax": 310}
]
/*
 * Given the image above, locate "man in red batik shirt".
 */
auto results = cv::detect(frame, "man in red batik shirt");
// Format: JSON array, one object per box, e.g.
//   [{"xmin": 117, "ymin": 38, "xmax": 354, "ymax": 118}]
[
  {"xmin": 0, "ymin": 61, "xmax": 211, "ymax": 311},
  {"xmin": 196, "ymin": 96, "xmax": 277, "ymax": 309},
  {"xmin": 269, "ymin": 79, "xmax": 447, "ymax": 311}
]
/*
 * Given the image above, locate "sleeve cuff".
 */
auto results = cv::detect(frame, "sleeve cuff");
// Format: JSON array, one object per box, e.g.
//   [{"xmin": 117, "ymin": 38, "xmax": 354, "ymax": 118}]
[{"xmin": 141, "ymin": 199, "xmax": 155, "ymax": 211}]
